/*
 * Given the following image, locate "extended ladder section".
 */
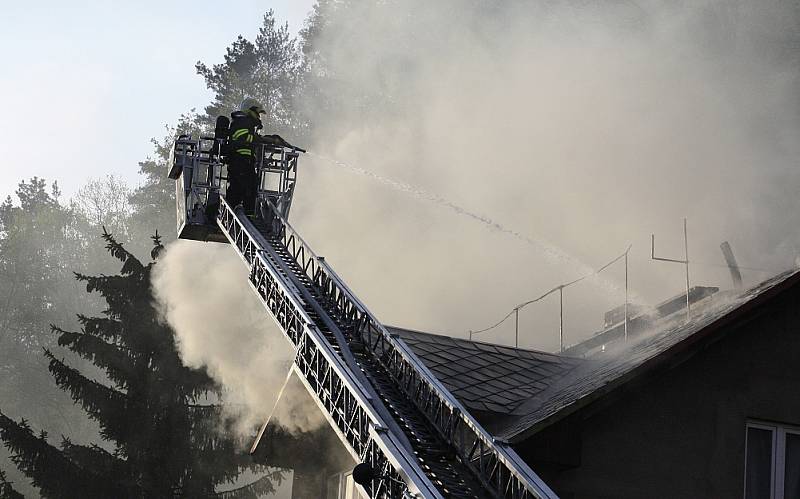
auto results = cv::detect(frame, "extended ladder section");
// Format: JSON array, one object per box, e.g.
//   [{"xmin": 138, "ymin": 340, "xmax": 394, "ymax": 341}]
[
  {"xmin": 169, "ymin": 134, "xmax": 556, "ymax": 497},
  {"xmin": 216, "ymin": 197, "xmax": 558, "ymax": 499}
]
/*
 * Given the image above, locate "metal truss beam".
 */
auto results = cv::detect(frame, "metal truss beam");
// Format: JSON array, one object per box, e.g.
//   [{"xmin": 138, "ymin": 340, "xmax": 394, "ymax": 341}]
[
  {"xmin": 259, "ymin": 202, "xmax": 558, "ymax": 499},
  {"xmin": 218, "ymin": 196, "xmax": 558, "ymax": 499},
  {"xmin": 217, "ymin": 199, "xmax": 441, "ymax": 499}
]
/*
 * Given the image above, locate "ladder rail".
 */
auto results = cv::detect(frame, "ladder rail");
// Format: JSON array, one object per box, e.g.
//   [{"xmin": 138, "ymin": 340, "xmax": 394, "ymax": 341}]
[
  {"xmin": 263, "ymin": 201, "xmax": 558, "ymax": 499},
  {"xmin": 318, "ymin": 259, "xmax": 557, "ymax": 499},
  {"xmin": 217, "ymin": 199, "xmax": 442, "ymax": 499},
  {"xmin": 257, "ymin": 225, "xmax": 418, "ymax": 455}
]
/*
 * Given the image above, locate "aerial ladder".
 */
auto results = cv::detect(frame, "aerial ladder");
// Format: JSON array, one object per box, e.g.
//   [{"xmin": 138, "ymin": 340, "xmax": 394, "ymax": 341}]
[{"xmin": 168, "ymin": 126, "xmax": 558, "ymax": 499}]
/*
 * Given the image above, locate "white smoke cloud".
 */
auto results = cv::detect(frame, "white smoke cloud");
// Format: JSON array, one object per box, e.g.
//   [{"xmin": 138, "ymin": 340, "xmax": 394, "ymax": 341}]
[
  {"xmin": 287, "ymin": 0, "xmax": 800, "ymax": 351},
  {"xmin": 149, "ymin": 0, "xmax": 800, "ymax": 441},
  {"xmin": 151, "ymin": 240, "xmax": 324, "ymax": 435}
]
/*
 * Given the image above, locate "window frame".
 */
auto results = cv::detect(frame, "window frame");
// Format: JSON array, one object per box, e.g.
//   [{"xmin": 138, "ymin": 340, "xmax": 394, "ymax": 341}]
[{"xmin": 745, "ymin": 420, "xmax": 800, "ymax": 499}]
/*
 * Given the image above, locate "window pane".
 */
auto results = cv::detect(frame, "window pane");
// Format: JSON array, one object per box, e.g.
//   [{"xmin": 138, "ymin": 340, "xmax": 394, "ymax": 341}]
[
  {"xmin": 746, "ymin": 427, "xmax": 773, "ymax": 499},
  {"xmin": 785, "ymin": 433, "xmax": 800, "ymax": 499},
  {"xmin": 326, "ymin": 473, "xmax": 341, "ymax": 499}
]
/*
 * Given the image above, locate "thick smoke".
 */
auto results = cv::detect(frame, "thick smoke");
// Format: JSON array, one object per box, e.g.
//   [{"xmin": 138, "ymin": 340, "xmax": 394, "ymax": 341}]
[
  {"xmin": 151, "ymin": 241, "xmax": 324, "ymax": 435},
  {"xmin": 143, "ymin": 1, "xmax": 797, "ymax": 462},
  {"xmin": 289, "ymin": 0, "xmax": 800, "ymax": 351}
]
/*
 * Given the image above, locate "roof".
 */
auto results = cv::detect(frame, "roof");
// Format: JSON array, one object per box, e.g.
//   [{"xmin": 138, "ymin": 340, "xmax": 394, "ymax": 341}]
[
  {"xmin": 563, "ymin": 285, "xmax": 719, "ymax": 357},
  {"xmin": 390, "ymin": 268, "xmax": 800, "ymax": 444},
  {"xmin": 387, "ymin": 326, "xmax": 583, "ymax": 415}
]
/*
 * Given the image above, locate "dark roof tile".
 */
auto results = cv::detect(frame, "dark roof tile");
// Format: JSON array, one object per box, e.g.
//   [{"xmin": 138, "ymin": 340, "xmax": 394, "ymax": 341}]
[{"xmin": 388, "ymin": 326, "xmax": 584, "ymax": 416}]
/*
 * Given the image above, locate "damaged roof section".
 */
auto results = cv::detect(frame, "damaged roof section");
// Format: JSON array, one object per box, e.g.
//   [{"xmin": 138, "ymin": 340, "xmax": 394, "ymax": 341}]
[{"xmin": 389, "ymin": 268, "xmax": 800, "ymax": 445}]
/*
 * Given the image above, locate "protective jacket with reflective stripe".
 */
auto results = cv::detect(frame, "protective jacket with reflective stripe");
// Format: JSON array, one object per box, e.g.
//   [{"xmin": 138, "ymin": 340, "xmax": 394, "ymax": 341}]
[{"xmin": 228, "ymin": 111, "xmax": 262, "ymax": 158}]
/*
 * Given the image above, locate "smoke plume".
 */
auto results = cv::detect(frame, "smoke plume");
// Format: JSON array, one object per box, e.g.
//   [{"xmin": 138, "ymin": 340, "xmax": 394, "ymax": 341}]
[
  {"xmin": 151, "ymin": 240, "xmax": 324, "ymax": 435},
  {"xmin": 289, "ymin": 0, "xmax": 800, "ymax": 351},
  {"xmin": 154, "ymin": 0, "xmax": 800, "ymax": 440}
]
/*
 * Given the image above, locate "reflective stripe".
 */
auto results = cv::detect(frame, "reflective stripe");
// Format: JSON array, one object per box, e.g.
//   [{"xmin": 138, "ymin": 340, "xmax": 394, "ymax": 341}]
[
  {"xmin": 235, "ymin": 148, "xmax": 252, "ymax": 156},
  {"xmin": 246, "ymin": 135, "xmax": 253, "ymax": 143},
  {"xmin": 232, "ymin": 128, "xmax": 249, "ymax": 140}
]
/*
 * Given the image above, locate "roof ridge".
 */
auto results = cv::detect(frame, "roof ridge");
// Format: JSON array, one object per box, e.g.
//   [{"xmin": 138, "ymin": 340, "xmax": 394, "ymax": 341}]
[{"xmin": 387, "ymin": 325, "xmax": 586, "ymax": 360}]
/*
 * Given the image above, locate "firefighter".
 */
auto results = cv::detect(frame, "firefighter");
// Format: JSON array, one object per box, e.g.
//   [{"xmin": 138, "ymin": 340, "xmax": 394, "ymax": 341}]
[
  {"xmin": 226, "ymin": 98, "xmax": 300, "ymax": 214},
  {"xmin": 226, "ymin": 98, "xmax": 265, "ymax": 214}
]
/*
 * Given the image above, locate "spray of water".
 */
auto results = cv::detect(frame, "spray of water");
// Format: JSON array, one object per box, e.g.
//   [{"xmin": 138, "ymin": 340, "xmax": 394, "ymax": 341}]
[{"xmin": 308, "ymin": 151, "xmax": 629, "ymax": 297}]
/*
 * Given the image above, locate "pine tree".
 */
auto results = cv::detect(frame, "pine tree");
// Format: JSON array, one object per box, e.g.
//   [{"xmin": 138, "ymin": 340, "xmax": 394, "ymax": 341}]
[
  {"xmin": 0, "ymin": 231, "xmax": 283, "ymax": 497},
  {"xmin": 195, "ymin": 10, "xmax": 304, "ymax": 139}
]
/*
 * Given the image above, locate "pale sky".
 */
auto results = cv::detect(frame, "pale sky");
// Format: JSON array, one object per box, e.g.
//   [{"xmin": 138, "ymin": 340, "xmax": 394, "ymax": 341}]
[{"xmin": 0, "ymin": 1, "xmax": 315, "ymax": 202}]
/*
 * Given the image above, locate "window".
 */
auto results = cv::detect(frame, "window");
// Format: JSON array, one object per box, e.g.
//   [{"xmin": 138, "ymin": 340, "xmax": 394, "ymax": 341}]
[
  {"xmin": 326, "ymin": 470, "xmax": 368, "ymax": 499},
  {"xmin": 745, "ymin": 421, "xmax": 800, "ymax": 499}
]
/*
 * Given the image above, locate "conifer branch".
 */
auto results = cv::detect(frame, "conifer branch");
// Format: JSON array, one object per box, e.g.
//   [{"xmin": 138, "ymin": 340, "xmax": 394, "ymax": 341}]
[
  {"xmin": 151, "ymin": 230, "xmax": 165, "ymax": 260},
  {"xmin": 101, "ymin": 227, "xmax": 144, "ymax": 275},
  {"xmin": 0, "ymin": 468, "xmax": 24, "ymax": 499},
  {"xmin": 53, "ymin": 330, "xmax": 139, "ymax": 390},
  {"xmin": 0, "ymin": 411, "xmax": 133, "ymax": 497},
  {"xmin": 59, "ymin": 437, "xmax": 131, "ymax": 480},
  {"xmin": 74, "ymin": 315, "xmax": 124, "ymax": 340},
  {"xmin": 43, "ymin": 350, "xmax": 132, "ymax": 444},
  {"xmin": 214, "ymin": 469, "xmax": 284, "ymax": 498}
]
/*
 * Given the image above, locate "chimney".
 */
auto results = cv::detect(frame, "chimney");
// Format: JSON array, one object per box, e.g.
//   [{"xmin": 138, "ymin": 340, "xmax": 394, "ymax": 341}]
[{"xmin": 720, "ymin": 241, "xmax": 743, "ymax": 289}]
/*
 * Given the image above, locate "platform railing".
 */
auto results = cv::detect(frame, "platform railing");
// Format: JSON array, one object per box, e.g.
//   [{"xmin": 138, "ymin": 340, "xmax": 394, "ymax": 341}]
[
  {"xmin": 216, "ymin": 198, "xmax": 441, "ymax": 499},
  {"xmin": 170, "ymin": 136, "xmax": 300, "ymax": 241},
  {"xmin": 261, "ymin": 200, "xmax": 558, "ymax": 499}
]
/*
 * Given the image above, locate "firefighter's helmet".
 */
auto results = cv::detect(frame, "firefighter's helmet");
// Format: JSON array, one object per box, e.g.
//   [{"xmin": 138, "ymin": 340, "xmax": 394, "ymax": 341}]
[{"xmin": 240, "ymin": 97, "xmax": 266, "ymax": 115}]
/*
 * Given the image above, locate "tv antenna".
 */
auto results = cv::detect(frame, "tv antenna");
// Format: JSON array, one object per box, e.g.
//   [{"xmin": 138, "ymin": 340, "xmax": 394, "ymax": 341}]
[{"xmin": 651, "ymin": 218, "xmax": 691, "ymax": 319}]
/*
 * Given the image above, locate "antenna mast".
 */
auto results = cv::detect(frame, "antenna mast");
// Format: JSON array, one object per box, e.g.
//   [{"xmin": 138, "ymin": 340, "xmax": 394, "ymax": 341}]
[{"xmin": 652, "ymin": 218, "xmax": 691, "ymax": 319}]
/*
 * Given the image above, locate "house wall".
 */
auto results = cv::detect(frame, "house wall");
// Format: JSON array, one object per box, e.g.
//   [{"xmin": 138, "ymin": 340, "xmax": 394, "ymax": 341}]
[
  {"xmin": 251, "ymin": 420, "xmax": 354, "ymax": 499},
  {"xmin": 518, "ymin": 284, "xmax": 800, "ymax": 499}
]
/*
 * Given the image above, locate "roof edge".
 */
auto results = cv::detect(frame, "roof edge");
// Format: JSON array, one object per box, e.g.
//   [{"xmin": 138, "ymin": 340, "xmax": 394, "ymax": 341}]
[{"xmin": 503, "ymin": 269, "xmax": 800, "ymax": 444}]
